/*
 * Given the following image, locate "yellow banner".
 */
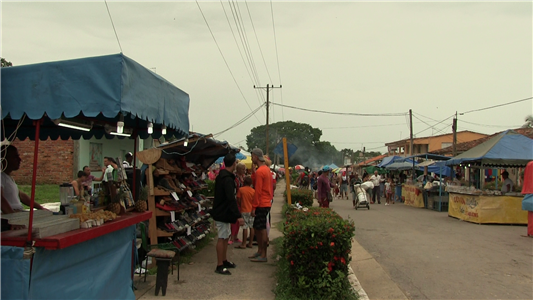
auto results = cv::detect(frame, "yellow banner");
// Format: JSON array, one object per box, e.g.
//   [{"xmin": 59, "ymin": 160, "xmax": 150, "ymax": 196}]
[
  {"xmin": 402, "ymin": 185, "xmax": 424, "ymax": 208},
  {"xmin": 448, "ymin": 193, "xmax": 527, "ymax": 224}
]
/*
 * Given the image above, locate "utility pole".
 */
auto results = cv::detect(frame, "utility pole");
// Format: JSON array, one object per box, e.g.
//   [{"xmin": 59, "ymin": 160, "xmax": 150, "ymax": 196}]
[
  {"xmin": 452, "ymin": 111, "xmax": 458, "ymax": 156},
  {"xmin": 409, "ymin": 109, "xmax": 413, "ymax": 156},
  {"xmin": 254, "ymin": 84, "xmax": 282, "ymax": 156}
]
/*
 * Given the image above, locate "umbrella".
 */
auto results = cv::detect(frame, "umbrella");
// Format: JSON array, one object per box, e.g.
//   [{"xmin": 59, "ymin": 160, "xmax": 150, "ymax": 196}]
[
  {"xmin": 295, "ymin": 165, "xmax": 305, "ymax": 170},
  {"xmin": 214, "ymin": 152, "xmax": 247, "ymax": 164},
  {"xmin": 278, "ymin": 167, "xmax": 285, "ymax": 173}
]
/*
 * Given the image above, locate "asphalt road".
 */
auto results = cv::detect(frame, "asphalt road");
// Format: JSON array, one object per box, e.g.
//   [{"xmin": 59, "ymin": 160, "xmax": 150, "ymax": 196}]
[{"xmin": 330, "ymin": 196, "xmax": 533, "ymax": 300}]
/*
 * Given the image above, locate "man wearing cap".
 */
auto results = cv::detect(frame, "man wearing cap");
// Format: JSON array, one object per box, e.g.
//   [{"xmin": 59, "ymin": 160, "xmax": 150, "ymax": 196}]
[{"xmin": 249, "ymin": 148, "xmax": 273, "ymax": 262}]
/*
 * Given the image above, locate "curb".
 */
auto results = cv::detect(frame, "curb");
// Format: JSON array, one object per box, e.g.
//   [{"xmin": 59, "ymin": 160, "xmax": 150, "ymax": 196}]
[{"xmin": 347, "ymin": 264, "xmax": 370, "ymax": 300}]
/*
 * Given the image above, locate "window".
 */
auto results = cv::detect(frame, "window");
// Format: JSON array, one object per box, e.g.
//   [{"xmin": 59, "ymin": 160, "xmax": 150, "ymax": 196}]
[{"xmin": 441, "ymin": 142, "xmax": 452, "ymax": 149}]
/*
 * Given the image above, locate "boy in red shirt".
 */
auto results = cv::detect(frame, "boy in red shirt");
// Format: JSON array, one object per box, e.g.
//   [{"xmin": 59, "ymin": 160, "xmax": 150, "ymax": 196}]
[{"xmin": 235, "ymin": 176, "xmax": 255, "ymax": 249}]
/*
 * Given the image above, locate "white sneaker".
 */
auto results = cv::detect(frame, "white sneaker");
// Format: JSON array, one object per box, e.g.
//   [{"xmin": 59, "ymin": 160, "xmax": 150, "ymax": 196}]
[{"xmin": 385, "ymin": 203, "xmax": 389, "ymax": 206}]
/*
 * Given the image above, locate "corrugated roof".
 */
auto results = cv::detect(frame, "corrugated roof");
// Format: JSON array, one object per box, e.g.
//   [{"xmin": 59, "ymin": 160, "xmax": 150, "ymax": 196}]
[
  {"xmin": 356, "ymin": 154, "xmax": 388, "ymax": 166},
  {"xmin": 431, "ymin": 128, "xmax": 533, "ymax": 155}
]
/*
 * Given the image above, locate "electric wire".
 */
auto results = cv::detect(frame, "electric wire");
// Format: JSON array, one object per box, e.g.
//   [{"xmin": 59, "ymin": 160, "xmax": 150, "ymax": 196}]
[
  {"xmin": 220, "ymin": 0, "xmax": 265, "ymax": 118},
  {"xmin": 460, "ymin": 96, "xmax": 532, "ymax": 115},
  {"xmin": 322, "ymin": 122, "xmax": 423, "ymax": 130},
  {"xmin": 270, "ymin": 0, "xmax": 284, "ymax": 121},
  {"xmin": 104, "ymin": 0, "xmax": 123, "ymax": 53},
  {"xmin": 458, "ymin": 119, "xmax": 522, "ymax": 128},
  {"xmin": 271, "ymin": 102, "xmax": 407, "ymax": 117},
  {"xmin": 412, "ymin": 114, "xmax": 454, "ymax": 136},
  {"xmin": 244, "ymin": 0, "xmax": 273, "ymax": 84},
  {"xmin": 196, "ymin": 0, "xmax": 261, "ymax": 124},
  {"xmin": 213, "ymin": 102, "xmax": 266, "ymax": 137}
]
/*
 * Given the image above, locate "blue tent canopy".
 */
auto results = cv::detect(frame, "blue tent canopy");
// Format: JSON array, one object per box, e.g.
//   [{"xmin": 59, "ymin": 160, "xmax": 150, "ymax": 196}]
[
  {"xmin": 214, "ymin": 152, "xmax": 247, "ymax": 164},
  {"xmin": 378, "ymin": 156, "xmax": 403, "ymax": 168},
  {"xmin": 446, "ymin": 130, "xmax": 533, "ymax": 167},
  {"xmin": 1, "ymin": 53, "xmax": 190, "ymax": 140}
]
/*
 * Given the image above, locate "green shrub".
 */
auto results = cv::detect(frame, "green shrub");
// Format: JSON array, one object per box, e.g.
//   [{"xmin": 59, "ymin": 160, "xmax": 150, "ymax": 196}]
[
  {"xmin": 282, "ymin": 207, "xmax": 356, "ymax": 300},
  {"xmin": 283, "ymin": 189, "xmax": 313, "ymax": 207}
]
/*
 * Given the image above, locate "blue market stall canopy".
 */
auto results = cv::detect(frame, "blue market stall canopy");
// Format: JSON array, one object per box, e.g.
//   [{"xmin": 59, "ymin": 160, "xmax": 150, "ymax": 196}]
[
  {"xmin": 377, "ymin": 156, "xmax": 404, "ymax": 168},
  {"xmin": 385, "ymin": 161, "xmax": 417, "ymax": 171},
  {"xmin": 157, "ymin": 133, "xmax": 240, "ymax": 169},
  {"xmin": 215, "ymin": 152, "xmax": 247, "ymax": 164},
  {"xmin": 1, "ymin": 53, "xmax": 189, "ymax": 140},
  {"xmin": 445, "ymin": 130, "xmax": 533, "ymax": 167}
]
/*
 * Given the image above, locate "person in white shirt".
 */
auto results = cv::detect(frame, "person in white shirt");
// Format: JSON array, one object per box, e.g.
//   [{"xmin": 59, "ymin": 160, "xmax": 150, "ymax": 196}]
[
  {"xmin": 1, "ymin": 145, "xmax": 47, "ymax": 214},
  {"xmin": 122, "ymin": 152, "xmax": 133, "ymax": 168},
  {"xmin": 369, "ymin": 171, "xmax": 381, "ymax": 204},
  {"xmin": 501, "ymin": 171, "xmax": 514, "ymax": 193}
]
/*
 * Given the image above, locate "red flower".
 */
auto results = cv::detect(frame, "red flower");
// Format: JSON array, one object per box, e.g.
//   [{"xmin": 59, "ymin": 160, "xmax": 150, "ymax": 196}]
[
  {"xmin": 330, "ymin": 242, "xmax": 335, "ymax": 247},
  {"xmin": 302, "ymin": 251, "xmax": 305, "ymax": 254},
  {"xmin": 327, "ymin": 261, "xmax": 333, "ymax": 273},
  {"xmin": 328, "ymin": 228, "xmax": 334, "ymax": 233},
  {"xmin": 341, "ymin": 257, "xmax": 346, "ymax": 264},
  {"xmin": 334, "ymin": 256, "xmax": 339, "ymax": 261},
  {"xmin": 318, "ymin": 242, "xmax": 323, "ymax": 246},
  {"xmin": 332, "ymin": 234, "xmax": 336, "ymax": 238},
  {"xmin": 291, "ymin": 260, "xmax": 294, "ymax": 266}
]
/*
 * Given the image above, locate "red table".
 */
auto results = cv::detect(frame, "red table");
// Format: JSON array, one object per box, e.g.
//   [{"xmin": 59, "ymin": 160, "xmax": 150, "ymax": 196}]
[{"xmin": 1, "ymin": 211, "xmax": 151, "ymax": 249}]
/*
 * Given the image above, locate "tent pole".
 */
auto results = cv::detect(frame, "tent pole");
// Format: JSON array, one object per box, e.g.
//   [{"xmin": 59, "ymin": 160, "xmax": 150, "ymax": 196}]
[
  {"xmin": 132, "ymin": 129, "xmax": 138, "ymax": 201},
  {"xmin": 27, "ymin": 119, "xmax": 42, "ymax": 245}
]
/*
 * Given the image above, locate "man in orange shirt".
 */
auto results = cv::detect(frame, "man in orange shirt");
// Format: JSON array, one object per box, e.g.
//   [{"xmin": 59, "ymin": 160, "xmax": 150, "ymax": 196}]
[
  {"xmin": 236, "ymin": 176, "xmax": 255, "ymax": 249},
  {"xmin": 249, "ymin": 148, "xmax": 273, "ymax": 262}
]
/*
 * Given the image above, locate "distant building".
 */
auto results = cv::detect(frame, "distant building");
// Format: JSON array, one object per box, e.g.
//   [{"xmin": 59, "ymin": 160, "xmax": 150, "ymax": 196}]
[{"xmin": 385, "ymin": 131, "xmax": 487, "ymax": 157}]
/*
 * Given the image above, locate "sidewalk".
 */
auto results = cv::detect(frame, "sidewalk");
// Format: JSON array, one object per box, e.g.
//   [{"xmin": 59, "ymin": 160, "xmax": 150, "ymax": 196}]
[{"xmin": 135, "ymin": 182, "xmax": 285, "ymax": 300}]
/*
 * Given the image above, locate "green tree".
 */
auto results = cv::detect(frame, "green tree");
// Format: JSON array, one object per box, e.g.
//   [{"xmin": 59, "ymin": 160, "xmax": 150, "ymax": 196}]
[
  {"xmin": 246, "ymin": 121, "xmax": 322, "ymax": 160},
  {"xmin": 1, "ymin": 57, "xmax": 13, "ymax": 67}
]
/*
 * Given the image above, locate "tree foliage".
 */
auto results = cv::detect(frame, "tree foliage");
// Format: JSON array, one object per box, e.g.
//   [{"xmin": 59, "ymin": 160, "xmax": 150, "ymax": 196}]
[
  {"xmin": 245, "ymin": 121, "xmax": 382, "ymax": 169},
  {"xmin": 1, "ymin": 58, "xmax": 13, "ymax": 68}
]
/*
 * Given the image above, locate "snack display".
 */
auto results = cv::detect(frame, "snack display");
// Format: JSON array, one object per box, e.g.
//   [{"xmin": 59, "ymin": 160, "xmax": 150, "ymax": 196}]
[{"xmin": 69, "ymin": 210, "xmax": 118, "ymax": 224}]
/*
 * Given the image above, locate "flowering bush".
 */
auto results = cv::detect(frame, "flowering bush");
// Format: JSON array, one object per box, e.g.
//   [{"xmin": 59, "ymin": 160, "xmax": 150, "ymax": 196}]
[
  {"xmin": 282, "ymin": 207, "xmax": 356, "ymax": 299},
  {"xmin": 283, "ymin": 189, "xmax": 314, "ymax": 207}
]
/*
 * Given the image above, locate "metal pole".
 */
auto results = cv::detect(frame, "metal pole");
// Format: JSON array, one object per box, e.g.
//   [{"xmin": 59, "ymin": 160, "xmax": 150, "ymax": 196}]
[
  {"xmin": 283, "ymin": 138, "xmax": 292, "ymax": 205},
  {"xmin": 27, "ymin": 119, "xmax": 42, "ymax": 244},
  {"xmin": 266, "ymin": 84, "xmax": 270, "ymax": 155}
]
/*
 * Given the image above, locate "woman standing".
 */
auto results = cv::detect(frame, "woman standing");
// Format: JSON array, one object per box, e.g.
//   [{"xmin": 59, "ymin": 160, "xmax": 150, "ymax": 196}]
[{"xmin": 317, "ymin": 166, "xmax": 335, "ymax": 208}]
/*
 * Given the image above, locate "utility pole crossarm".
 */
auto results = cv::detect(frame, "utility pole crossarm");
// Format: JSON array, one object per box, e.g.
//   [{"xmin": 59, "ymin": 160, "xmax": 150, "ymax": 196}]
[{"xmin": 254, "ymin": 84, "xmax": 282, "ymax": 156}]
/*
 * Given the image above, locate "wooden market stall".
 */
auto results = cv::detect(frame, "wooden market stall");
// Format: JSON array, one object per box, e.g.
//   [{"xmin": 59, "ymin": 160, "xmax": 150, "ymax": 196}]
[
  {"xmin": 445, "ymin": 130, "xmax": 532, "ymax": 224},
  {"xmin": 1, "ymin": 54, "xmax": 190, "ymax": 300}
]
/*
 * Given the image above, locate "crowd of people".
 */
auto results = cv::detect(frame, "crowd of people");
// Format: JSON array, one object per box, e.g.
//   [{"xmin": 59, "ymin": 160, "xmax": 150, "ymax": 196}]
[{"xmin": 210, "ymin": 148, "xmax": 277, "ymax": 275}]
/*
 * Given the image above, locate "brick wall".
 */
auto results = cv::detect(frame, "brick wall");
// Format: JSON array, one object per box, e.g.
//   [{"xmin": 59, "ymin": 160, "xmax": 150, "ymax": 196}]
[{"xmin": 10, "ymin": 138, "xmax": 74, "ymax": 185}]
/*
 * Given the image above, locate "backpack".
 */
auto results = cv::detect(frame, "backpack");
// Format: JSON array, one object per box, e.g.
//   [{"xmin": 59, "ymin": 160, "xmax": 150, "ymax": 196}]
[{"xmin": 312, "ymin": 181, "xmax": 318, "ymax": 190}]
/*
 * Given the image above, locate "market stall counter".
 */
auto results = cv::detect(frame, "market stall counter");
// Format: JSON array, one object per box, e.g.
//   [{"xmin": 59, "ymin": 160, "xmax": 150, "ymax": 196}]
[
  {"xmin": 1, "ymin": 211, "xmax": 151, "ymax": 300},
  {"xmin": 402, "ymin": 185, "xmax": 425, "ymax": 208},
  {"xmin": 447, "ymin": 186, "xmax": 526, "ymax": 224}
]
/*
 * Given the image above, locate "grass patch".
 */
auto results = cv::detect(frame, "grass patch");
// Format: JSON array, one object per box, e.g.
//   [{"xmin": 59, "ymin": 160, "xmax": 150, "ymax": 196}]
[{"xmin": 18, "ymin": 185, "xmax": 59, "ymax": 206}]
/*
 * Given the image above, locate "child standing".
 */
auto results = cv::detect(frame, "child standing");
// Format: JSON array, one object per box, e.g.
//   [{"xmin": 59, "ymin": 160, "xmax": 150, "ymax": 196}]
[
  {"xmin": 385, "ymin": 177, "xmax": 393, "ymax": 205},
  {"xmin": 235, "ymin": 176, "xmax": 255, "ymax": 249}
]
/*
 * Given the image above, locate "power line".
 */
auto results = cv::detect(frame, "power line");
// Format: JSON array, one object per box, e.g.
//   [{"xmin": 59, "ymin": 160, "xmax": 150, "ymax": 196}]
[
  {"xmin": 460, "ymin": 96, "xmax": 532, "ymax": 115},
  {"xmin": 213, "ymin": 103, "xmax": 266, "ymax": 137},
  {"xmin": 270, "ymin": 0, "xmax": 284, "ymax": 121},
  {"xmin": 271, "ymin": 102, "xmax": 407, "ymax": 117},
  {"xmin": 412, "ymin": 114, "xmax": 454, "ymax": 136},
  {"xmin": 245, "ymin": 0, "xmax": 273, "ymax": 84},
  {"xmin": 195, "ymin": 0, "xmax": 261, "ymax": 124},
  {"xmin": 322, "ymin": 122, "xmax": 422, "ymax": 130},
  {"xmin": 459, "ymin": 119, "xmax": 522, "ymax": 128},
  {"xmin": 220, "ymin": 0, "xmax": 265, "ymax": 118},
  {"xmin": 104, "ymin": 0, "xmax": 122, "ymax": 53}
]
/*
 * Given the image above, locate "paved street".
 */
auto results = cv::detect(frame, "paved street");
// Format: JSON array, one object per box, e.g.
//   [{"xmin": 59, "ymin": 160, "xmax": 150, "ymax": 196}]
[{"xmin": 330, "ymin": 196, "xmax": 533, "ymax": 300}]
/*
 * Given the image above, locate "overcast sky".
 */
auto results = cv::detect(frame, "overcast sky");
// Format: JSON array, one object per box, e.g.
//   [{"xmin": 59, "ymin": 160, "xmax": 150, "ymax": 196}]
[{"xmin": 2, "ymin": 1, "xmax": 532, "ymax": 153}]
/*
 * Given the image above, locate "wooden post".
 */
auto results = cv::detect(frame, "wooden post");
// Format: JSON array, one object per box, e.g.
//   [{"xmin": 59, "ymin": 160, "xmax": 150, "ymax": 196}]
[{"xmin": 283, "ymin": 138, "xmax": 292, "ymax": 205}]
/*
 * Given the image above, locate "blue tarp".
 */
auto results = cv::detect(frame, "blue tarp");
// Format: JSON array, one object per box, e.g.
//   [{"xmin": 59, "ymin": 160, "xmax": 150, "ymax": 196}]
[
  {"xmin": 274, "ymin": 142, "xmax": 298, "ymax": 159},
  {"xmin": 1, "ymin": 246, "xmax": 30, "ymax": 300},
  {"xmin": 215, "ymin": 152, "xmax": 247, "ymax": 164},
  {"xmin": 427, "ymin": 161, "xmax": 452, "ymax": 177},
  {"xmin": 328, "ymin": 163, "xmax": 339, "ymax": 170},
  {"xmin": 446, "ymin": 130, "xmax": 533, "ymax": 167},
  {"xmin": 378, "ymin": 156, "xmax": 403, "ymax": 168},
  {"xmin": 28, "ymin": 225, "xmax": 136, "ymax": 300},
  {"xmin": 1, "ymin": 53, "xmax": 190, "ymax": 140}
]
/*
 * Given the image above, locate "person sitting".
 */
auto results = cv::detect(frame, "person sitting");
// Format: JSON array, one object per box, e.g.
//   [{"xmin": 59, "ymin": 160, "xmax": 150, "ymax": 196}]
[
  {"xmin": 81, "ymin": 165, "xmax": 105, "ymax": 195},
  {"xmin": 1, "ymin": 145, "xmax": 47, "ymax": 214},
  {"xmin": 71, "ymin": 171, "xmax": 88, "ymax": 198},
  {"xmin": 123, "ymin": 152, "xmax": 133, "ymax": 168}
]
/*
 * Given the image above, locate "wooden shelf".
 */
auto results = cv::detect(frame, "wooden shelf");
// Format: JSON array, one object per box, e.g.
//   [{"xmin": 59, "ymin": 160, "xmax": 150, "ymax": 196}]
[
  {"xmin": 154, "ymin": 188, "xmax": 170, "ymax": 196},
  {"xmin": 156, "ymin": 229, "xmax": 174, "ymax": 237}
]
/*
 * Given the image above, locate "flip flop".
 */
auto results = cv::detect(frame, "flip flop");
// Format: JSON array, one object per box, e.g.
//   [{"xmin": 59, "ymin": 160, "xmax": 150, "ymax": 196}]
[
  {"xmin": 246, "ymin": 245, "xmax": 253, "ymax": 248},
  {"xmin": 248, "ymin": 252, "xmax": 260, "ymax": 259},
  {"xmin": 235, "ymin": 245, "xmax": 247, "ymax": 249},
  {"xmin": 250, "ymin": 257, "xmax": 268, "ymax": 263}
]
